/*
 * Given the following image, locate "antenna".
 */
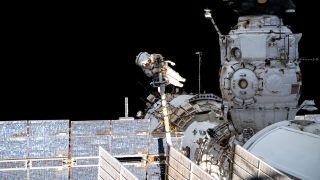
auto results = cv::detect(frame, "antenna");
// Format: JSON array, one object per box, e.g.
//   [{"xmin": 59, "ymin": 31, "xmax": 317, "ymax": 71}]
[
  {"xmin": 195, "ymin": 52, "xmax": 202, "ymax": 94},
  {"xmin": 119, "ymin": 97, "xmax": 134, "ymax": 120},
  {"xmin": 204, "ymin": 9, "xmax": 223, "ymax": 38},
  {"xmin": 125, "ymin": 97, "xmax": 129, "ymax": 118}
]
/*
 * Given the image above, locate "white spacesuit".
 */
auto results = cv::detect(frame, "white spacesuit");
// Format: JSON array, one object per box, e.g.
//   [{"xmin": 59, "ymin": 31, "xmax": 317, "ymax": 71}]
[{"xmin": 136, "ymin": 52, "xmax": 186, "ymax": 87}]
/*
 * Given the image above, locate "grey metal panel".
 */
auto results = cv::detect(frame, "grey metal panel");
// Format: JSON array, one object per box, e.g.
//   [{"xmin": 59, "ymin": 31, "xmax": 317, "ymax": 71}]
[
  {"xmin": 74, "ymin": 158, "xmax": 99, "ymax": 166},
  {"xmin": 29, "ymin": 120, "xmax": 69, "ymax": 137},
  {"xmin": 233, "ymin": 145, "xmax": 290, "ymax": 180},
  {"xmin": 190, "ymin": 173, "xmax": 203, "ymax": 180},
  {"xmin": 0, "ymin": 138, "xmax": 27, "ymax": 159},
  {"xmin": 231, "ymin": 173, "xmax": 243, "ymax": 180},
  {"xmin": 169, "ymin": 147, "xmax": 190, "ymax": 170},
  {"xmin": 71, "ymin": 166, "xmax": 98, "ymax": 180},
  {"xmin": 71, "ymin": 136, "xmax": 109, "ymax": 157},
  {"xmin": 31, "ymin": 159, "xmax": 63, "ymax": 167},
  {"xmin": 149, "ymin": 138, "xmax": 162, "ymax": 155},
  {"xmin": 98, "ymin": 147, "xmax": 138, "ymax": 180},
  {"xmin": 258, "ymin": 171, "xmax": 275, "ymax": 180},
  {"xmin": 98, "ymin": 167, "xmax": 114, "ymax": 180},
  {"xmin": 0, "ymin": 161, "xmax": 25, "ymax": 169},
  {"xmin": 120, "ymin": 167, "xmax": 140, "ymax": 180},
  {"xmin": 99, "ymin": 147, "xmax": 121, "ymax": 171},
  {"xmin": 0, "ymin": 170, "xmax": 27, "ymax": 179},
  {"xmin": 168, "ymin": 147, "xmax": 216, "ymax": 180},
  {"xmin": 168, "ymin": 157, "xmax": 190, "ymax": 179},
  {"xmin": 232, "ymin": 163, "xmax": 253, "ymax": 179},
  {"xmin": 111, "ymin": 119, "xmax": 149, "ymax": 135},
  {"xmin": 259, "ymin": 161, "xmax": 289, "ymax": 180},
  {"xmin": 234, "ymin": 144, "xmax": 259, "ymax": 168},
  {"xmin": 147, "ymin": 163, "xmax": 161, "ymax": 180},
  {"xmin": 191, "ymin": 163, "xmax": 215, "ymax": 180},
  {"xmin": 99, "ymin": 157, "xmax": 120, "ymax": 179},
  {"xmin": 123, "ymin": 164, "xmax": 146, "ymax": 179},
  {"xmin": 29, "ymin": 136, "xmax": 69, "ymax": 158},
  {"xmin": 71, "ymin": 121, "xmax": 110, "ymax": 136},
  {"xmin": 29, "ymin": 168, "xmax": 69, "ymax": 180},
  {"xmin": 168, "ymin": 166, "xmax": 188, "ymax": 180},
  {"xmin": 111, "ymin": 135, "xmax": 148, "ymax": 156},
  {"xmin": 233, "ymin": 154, "xmax": 258, "ymax": 176}
]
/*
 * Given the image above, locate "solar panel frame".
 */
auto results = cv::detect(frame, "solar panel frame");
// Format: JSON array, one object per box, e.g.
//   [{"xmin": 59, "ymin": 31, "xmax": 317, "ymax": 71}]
[{"xmin": 0, "ymin": 119, "xmax": 165, "ymax": 180}]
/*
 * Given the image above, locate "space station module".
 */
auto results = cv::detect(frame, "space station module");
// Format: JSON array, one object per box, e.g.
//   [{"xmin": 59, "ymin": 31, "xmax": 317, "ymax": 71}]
[{"xmin": 219, "ymin": 15, "xmax": 302, "ymax": 132}]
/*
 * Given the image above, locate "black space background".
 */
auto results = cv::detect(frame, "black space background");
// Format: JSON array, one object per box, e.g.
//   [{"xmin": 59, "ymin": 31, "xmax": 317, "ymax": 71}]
[{"xmin": 1, "ymin": 0, "xmax": 319, "ymax": 120}]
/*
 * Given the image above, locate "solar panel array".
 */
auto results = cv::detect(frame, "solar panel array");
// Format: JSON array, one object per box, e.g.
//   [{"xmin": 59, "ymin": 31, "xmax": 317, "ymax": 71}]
[
  {"xmin": 0, "ymin": 119, "xmax": 164, "ymax": 180},
  {"xmin": 167, "ymin": 146, "xmax": 217, "ymax": 180},
  {"xmin": 232, "ymin": 144, "xmax": 290, "ymax": 180},
  {"xmin": 98, "ymin": 146, "xmax": 139, "ymax": 180}
]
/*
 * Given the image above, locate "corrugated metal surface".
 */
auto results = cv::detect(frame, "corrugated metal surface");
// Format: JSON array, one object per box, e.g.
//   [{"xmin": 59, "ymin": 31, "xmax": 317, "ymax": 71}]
[
  {"xmin": 98, "ymin": 147, "xmax": 138, "ymax": 180},
  {"xmin": 167, "ymin": 147, "xmax": 216, "ymax": 180},
  {"xmin": 232, "ymin": 144, "xmax": 290, "ymax": 180}
]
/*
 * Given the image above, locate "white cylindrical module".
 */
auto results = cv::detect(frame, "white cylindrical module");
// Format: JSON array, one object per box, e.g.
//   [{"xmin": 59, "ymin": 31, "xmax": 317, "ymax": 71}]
[{"xmin": 219, "ymin": 15, "xmax": 302, "ymax": 132}]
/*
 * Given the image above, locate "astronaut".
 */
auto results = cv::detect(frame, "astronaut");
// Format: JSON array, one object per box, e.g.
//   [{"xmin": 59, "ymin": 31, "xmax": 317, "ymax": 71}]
[{"xmin": 136, "ymin": 52, "xmax": 186, "ymax": 87}]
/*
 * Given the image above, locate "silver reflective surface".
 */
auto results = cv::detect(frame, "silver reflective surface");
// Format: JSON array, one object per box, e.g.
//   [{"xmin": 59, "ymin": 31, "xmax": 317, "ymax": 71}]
[
  {"xmin": 0, "ymin": 138, "xmax": 27, "ymax": 159},
  {"xmin": 31, "ymin": 159, "xmax": 64, "ymax": 167},
  {"xmin": 123, "ymin": 163, "xmax": 146, "ymax": 179},
  {"xmin": 0, "ymin": 161, "xmax": 25, "ymax": 169},
  {"xmin": 112, "ymin": 119, "xmax": 149, "ymax": 135},
  {"xmin": 111, "ymin": 136, "xmax": 148, "ymax": 155},
  {"xmin": 29, "ymin": 120, "xmax": 69, "ymax": 137},
  {"xmin": 73, "ymin": 158, "xmax": 98, "ymax": 166},
  {"xmin": 30, "ymin": 168, "xmax": 69, "ymax": 180},
  {"xmin": 167, "ymin": 147, "xmax": 216, "ymax": 180},
  {"xmin": 0, "ymin": 119, "xmax": 161, "ymax": 180},
  {"xmin": 29, "ymin": 136, "xmax": 69, "ymax": 158},
  {"xmin": 0, "ymin": 170, "xmax": 27, "ymax": 180},
  {"xmin": 71, "ymin": 121, "xmax": 110, "ymax": 136},
  {"xmin": 71, "ymin": 166, "xmax": 98, "ymax": 180},
  {"xmin": 71, "ymin": 136, "xmax": 110, "ymax": 157},
  {"xmin": 0, "ymin": 121, "xmax": 27, "ymax": 138},
  {"xmin": 0, "ymin": 121, "xmax": 28, "ymax": 159},
  {"xmin": 98, "ymin": 147, "xmax": 138, "ymax": 180}
]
